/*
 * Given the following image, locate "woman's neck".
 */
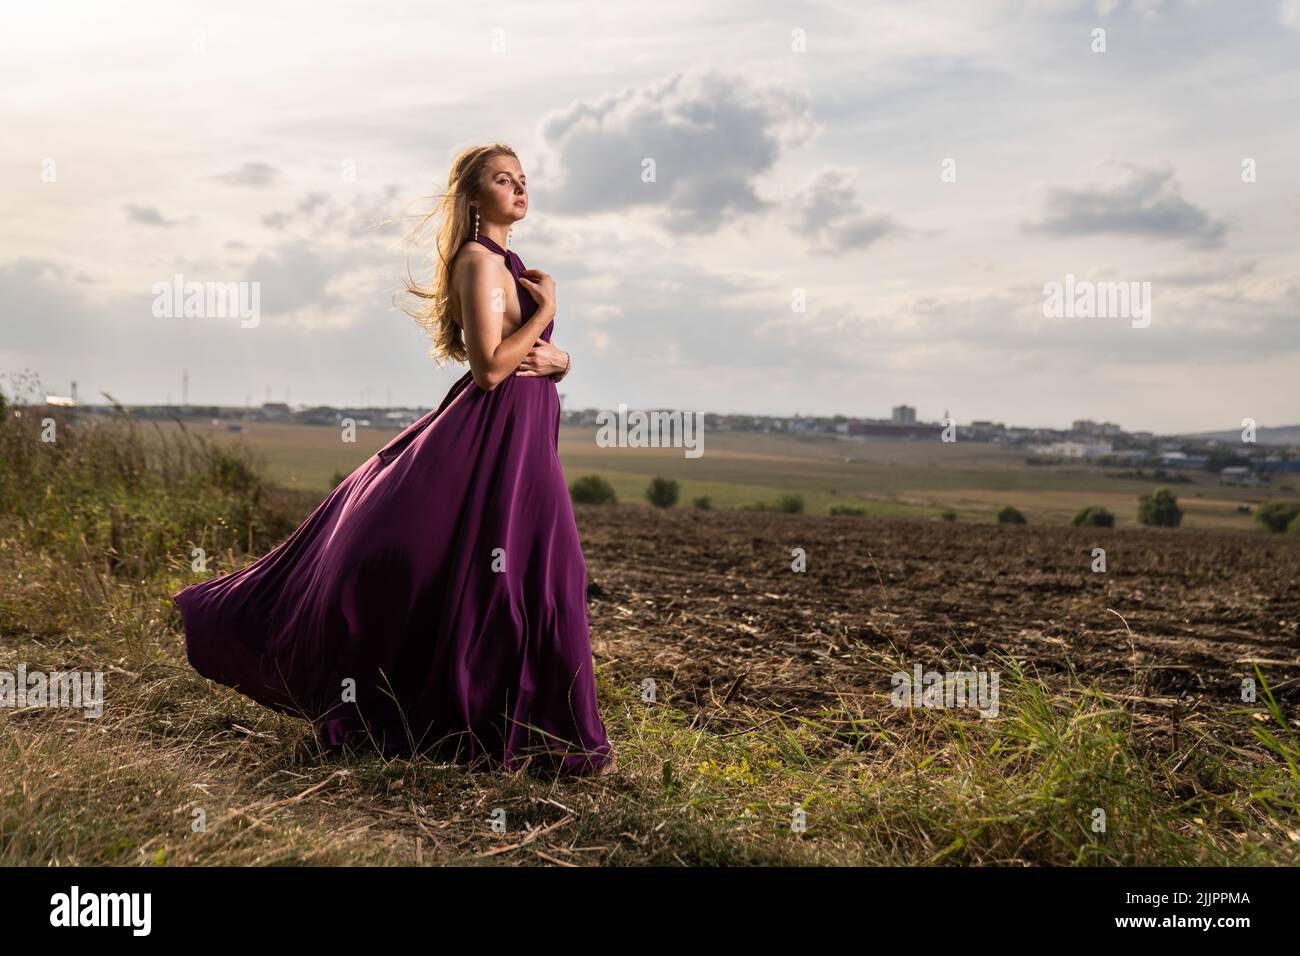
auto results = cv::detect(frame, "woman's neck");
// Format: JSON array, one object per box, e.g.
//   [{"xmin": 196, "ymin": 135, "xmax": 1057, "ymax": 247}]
[{"xmin": 480, "ymin": 224, "xmax": 509, "ymax": 249}]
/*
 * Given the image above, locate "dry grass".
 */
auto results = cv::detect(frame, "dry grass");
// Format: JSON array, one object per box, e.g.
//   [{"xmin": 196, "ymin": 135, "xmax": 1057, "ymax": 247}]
[{"xmin": 2, "ymin": 377, "xmax": 1298, "ymax": 866}]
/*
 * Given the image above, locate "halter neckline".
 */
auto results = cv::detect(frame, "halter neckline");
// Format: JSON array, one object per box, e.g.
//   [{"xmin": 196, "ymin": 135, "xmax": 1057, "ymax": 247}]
[{"xmin": 473, "ymin": 232, "xmax": 508, "ymax": 256}]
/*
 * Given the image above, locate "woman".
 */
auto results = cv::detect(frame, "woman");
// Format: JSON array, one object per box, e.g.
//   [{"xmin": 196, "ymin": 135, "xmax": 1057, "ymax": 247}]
[{"xmin": 173, "ymin": 143, "xmax": 616, "ymax": 777}]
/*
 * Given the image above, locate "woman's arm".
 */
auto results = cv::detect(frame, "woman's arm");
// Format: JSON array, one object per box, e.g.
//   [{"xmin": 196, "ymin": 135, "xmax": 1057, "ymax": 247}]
[{"xmin": 456, "ymin": 255, "xmax": 556, "ymax": 392}]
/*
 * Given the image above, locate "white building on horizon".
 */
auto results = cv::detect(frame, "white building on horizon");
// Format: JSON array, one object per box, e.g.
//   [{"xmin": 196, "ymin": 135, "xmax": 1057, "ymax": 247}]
[{"xmin": 1033, "ymin": 440, "xmax": 1113, "ymax": 459}]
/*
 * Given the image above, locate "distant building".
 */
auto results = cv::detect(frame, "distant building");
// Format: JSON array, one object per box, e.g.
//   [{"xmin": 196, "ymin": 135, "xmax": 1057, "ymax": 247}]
[
  {"xmin": 847, "ymin": 420, "xmax": 941, "ymax": 439},
  {"xmin": 1219, "ymin": 465, "xmax": 1265, "ymax": 487},
  {"xmin": 1257, "ymin": 457, "xmax": 1300, "ymax": 474},
  {"xmin": 1159, "ymin": 452, "xmax": 1209, "ymax": 468},
  {"xmin": 1071, "ymin": 419, "xmax": 1122, "ymax": 437},
  {"xmin": 298, "ymin": 406, "xmax": 340, "ymax": 426},
  {"xmin": 892, "ymin": 404, "xmax": 916, "ymax": 425},
  {"xmin": 1034, "ymin": 440, "xmax": 1113, "ymax": 459},
  {"xmin": 968, "ymin": 420, "xmax": 1006, "ymax": 438},
  {"xmin": 259, "ymin": 402, "xmax": 292, "ymax": 420},
  {"xmin": 383, "ymin": 409, "xmax": 420, "ymax": 429}
]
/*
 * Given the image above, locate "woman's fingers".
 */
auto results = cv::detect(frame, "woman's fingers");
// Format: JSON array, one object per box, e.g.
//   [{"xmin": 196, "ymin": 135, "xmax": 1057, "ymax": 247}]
[{"xmin": 515, "ymin": 344, "xmax": 557, "ymax": 376}]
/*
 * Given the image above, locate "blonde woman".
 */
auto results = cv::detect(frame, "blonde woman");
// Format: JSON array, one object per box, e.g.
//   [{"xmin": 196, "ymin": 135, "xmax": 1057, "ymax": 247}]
[{"xmin": 174, "ymin": 143, "xmax": 616, "ymax": 777}]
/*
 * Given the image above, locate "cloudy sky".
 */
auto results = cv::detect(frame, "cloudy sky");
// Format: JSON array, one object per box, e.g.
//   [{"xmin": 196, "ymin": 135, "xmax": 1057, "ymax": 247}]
[{"xmin": 2, "ymin": 0, "xmax": 1297, "ymax": 432}]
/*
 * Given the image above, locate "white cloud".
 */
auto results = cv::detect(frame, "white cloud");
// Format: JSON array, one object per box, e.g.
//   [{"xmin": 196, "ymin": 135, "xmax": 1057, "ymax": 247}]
[{"xmin": 533, "ymin": 64, "xmax": 818, "ymax": 232}]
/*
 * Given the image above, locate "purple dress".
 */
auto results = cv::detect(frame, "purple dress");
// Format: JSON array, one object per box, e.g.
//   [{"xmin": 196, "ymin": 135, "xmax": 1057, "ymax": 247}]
[{"xmin": 173, "ymin": 232, "xmax": 614, "ymax": 776}]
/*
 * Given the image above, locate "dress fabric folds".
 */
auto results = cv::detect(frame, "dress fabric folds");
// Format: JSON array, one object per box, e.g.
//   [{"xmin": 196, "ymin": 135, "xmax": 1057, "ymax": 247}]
[{"xmin": 173, "ymin": 232, "xmax": 613, "ymax": 776}]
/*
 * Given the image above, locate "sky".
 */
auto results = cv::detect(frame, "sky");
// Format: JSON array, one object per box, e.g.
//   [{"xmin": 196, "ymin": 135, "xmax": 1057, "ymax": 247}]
[{"xmin": 1, "ymin": 0, "xmax": 1297, "ymax": 433}]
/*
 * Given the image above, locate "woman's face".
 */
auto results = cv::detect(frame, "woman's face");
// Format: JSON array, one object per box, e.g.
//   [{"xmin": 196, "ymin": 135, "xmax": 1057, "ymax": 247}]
[{"xmin": 480, "ymin": 159, "xmax": 527, "ymax": 223}]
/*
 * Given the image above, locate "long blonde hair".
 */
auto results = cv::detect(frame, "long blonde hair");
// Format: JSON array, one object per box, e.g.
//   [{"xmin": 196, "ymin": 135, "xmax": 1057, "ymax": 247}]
[{"xmin": 395, "ymin": 143, "xmax": 519, "ymax": 366}]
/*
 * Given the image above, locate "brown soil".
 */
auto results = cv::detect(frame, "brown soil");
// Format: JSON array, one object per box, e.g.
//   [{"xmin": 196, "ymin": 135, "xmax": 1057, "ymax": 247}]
[{"xmin": 576, "ymin": 506, "xmax": 1300, "ymax": 713}]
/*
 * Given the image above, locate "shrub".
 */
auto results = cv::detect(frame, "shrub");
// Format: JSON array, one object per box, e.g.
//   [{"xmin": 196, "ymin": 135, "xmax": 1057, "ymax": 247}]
[
  {"xmin": 208, "ymin": 447, "xmax": 259, "ymax": 494},
  {"xmin": 746, "ymin": 495, "xmax": 805, "ymax": 513},
  {"xmin": 829, "ymin": 504, "xmax": 866, "ymax": 516},
  {"xmin": 997, "ymin": 505, "xmax": 1026, "ymax": 524},
  {"xmin": 1289, "ymin": 511, "xmax": 1300, "ymax": 535},
  {"xmin": 692, "ymin": 495, "xmax": 712, "ymax": 510},
  {"xmin": 1137, "ymin": 487, "xmax": 1182, "ymax": 528},
  {"xmin": 1205, "ymin": 450, "xmax": 1249, "ymax": 473},
  {"xmin": 940, "ymin": 510, "xmax": 957, "ymax": 522},
  {"xmin": 1072, "ymin": 505, "xmax": 1115, "ymax": 528},
  {"xmin": 1254, "ymin": 500, "xmax": 1300, "ymax": 534},
  {"xmin": 569, "ymin": 474, "xmax": 617, "ymax": 505},
  {"xmin": 645, "ymin": 476, "xmax": 679, "ymax": 509}
]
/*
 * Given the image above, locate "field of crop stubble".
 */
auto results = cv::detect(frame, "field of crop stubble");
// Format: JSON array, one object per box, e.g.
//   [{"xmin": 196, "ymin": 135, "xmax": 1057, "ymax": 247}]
[{"xmin": 580, "ymin": 506, "xmax": 1300, "ymax": 715}]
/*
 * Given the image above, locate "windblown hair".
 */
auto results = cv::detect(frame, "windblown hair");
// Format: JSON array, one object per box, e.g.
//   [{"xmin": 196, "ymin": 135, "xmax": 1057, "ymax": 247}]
[{"xmin": 395, "ymin": 143, "xmax": 519, "ymax": 366}]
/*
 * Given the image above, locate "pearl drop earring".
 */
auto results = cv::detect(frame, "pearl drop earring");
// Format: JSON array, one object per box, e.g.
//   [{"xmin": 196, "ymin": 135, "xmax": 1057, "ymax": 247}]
[{"xmin": 473, "ymin": 208, "xmax": 479, "ymax": 239}]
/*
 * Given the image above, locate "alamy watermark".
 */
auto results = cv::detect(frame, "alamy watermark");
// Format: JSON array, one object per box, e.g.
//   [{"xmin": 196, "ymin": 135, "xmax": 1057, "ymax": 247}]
[
  {"xmin": 891, "ymin": 664, "xmax": 1000, "ymax": 718},
  {"xmin": 595, "ymin": 403, "xmax": 703, "ymax": 458},
  {"xmin": 49, "ymin": 885, "xmax": 150, "ymax": 935},
  {"xmin": 1042, "ymin": 273, "xmax": 1150, "ymax": 329},
  {"xmin": 1, "ymin": 665, "xmax": 104, "ymax": 717},
  {"xmin": 152, "ymin": 273, "xmax": 260, "ymax": 328}
]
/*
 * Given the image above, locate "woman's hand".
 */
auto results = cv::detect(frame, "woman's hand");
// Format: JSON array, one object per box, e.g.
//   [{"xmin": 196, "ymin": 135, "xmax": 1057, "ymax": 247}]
[
  {"xmin": 516, "ymin": 268, "xmax": 556, "ymax": 316},
  {"xmin": 515, "ymin": 338, "xmax": 569, "ymax": 377}
]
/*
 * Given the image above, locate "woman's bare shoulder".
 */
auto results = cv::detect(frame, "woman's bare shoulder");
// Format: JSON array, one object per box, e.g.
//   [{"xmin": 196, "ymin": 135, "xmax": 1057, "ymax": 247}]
[
  {"xmin": 450, "ymin": 242, "xmax": 512, "ymax": 329},
  {"xmin": 452, "ymin": 241, "xmax": 509, "ymax": 282}
]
